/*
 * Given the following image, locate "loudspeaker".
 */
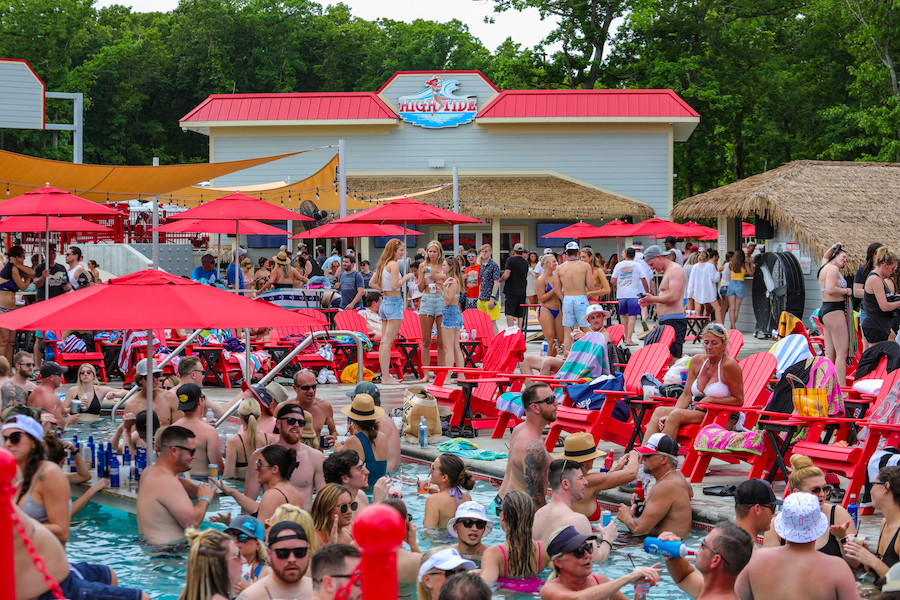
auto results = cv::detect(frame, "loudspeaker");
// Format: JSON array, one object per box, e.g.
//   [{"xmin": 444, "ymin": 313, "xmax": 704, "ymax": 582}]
[{"xmin": 755, "ymin": 214, "xmax": 775, "ymax": 239}]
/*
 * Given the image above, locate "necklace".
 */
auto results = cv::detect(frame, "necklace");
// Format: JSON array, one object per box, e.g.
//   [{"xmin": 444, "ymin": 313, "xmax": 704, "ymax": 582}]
[{"xmin": 655, "ymin": 468, "xmax": 676, "ymax": 484}]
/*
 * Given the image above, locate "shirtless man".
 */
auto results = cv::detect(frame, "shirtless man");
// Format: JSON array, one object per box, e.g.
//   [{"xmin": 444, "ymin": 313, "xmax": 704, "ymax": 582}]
[
  {"xmin": 555, "ymin": 241, "xmax": 595, "ymax": 350},
  {"xmin": 136, "ymin": 425, "xmax": 216, "ymax": 545},
  {"xmin": 449, "ymin": 501, "xmax": 492, "ymax": 557},
  {"xmin": 171, "ymin": 383, "xmax": 223, "ymax": 479},
  {"xmin": 244, "ymin": 403, "xmax": 325, "ymax": 508},
  {"xmin": 519, "ymin": 305, "xmax": 612, "ymax": 378},
  {"xmin": 638, "ymin": 245, "xmax": 687, "ymax": 363},
  {"xmin": 734, "ymin": 479, "xmax": 780, "ymax": 544},
  {"xmin": 2, "ymin": 351, "xmax": 38, "ymax": 415},
  {"xmin": 13, "ymin": 503, "xmax": 150, "ymax": 600},
  {"xmin": 124, "ymin": 358, "xmax": 181, "ymax": 427},
  {"xmin": 294, "ymin": 370, "xmax": 335, "ymax": 442},
  {"xmin": 660, "ymin": 523, "xmax": 753, "ymax": 600},
  {"xmin": 617, "ymin": 434, "xmax": 693, "ymax": 537},
  {"xmin": 533, "ymin": 459, "xmax": 617, "ymax": 563},
  {"xmin": 323, "ymin": 449, "xmax": 389, "ymax": 511},
  {"xmin": 237, "ymin": 521, "xmax": 313, "ymax": 600},
  {"xmin": 555, "ymin": 432, "xmax": 640, "ymax": 521},
  {"xmin": 736, "ymin": 493, "xmax": 860, "ymax": 600},
  {"xmin": 492, "ymin": 382, "xmax": 556, "ymax": 511},
  {"xmin": 346, "ymin": 382, "xmax": 399, "ymax": 470},
  {"xmin": 27, "ymin": 362, "xmax": 77, "ymax": 428}
]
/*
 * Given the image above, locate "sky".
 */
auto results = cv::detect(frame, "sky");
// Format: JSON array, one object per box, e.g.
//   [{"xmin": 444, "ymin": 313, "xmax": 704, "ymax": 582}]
[{"xmin": 94, "ymin": 0, "xmax": 560, "ymax": 52}]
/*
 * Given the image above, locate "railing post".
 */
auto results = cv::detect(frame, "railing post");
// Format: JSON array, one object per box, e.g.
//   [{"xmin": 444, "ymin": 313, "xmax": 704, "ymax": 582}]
[
  {"xmin": 353, "ymin": 504, "xmax": 403, "ymax": 600},
  {"xmin": 0, "ymin": 448, "xmax": 18, "ymax": 599}
]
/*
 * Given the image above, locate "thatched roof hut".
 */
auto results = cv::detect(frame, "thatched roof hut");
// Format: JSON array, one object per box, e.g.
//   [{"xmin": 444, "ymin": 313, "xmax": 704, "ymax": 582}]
[
  {"xmin": 671, "ymin": 160, "xmax": 900, "ymax": 267},
  {"xmin": 347, "ymin": 175, "xmax": 654, "ymax": 220}
]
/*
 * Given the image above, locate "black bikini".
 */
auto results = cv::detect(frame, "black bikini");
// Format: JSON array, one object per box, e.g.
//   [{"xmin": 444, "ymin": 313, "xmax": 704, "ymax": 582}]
[
  {"xmin": 874, "ymin": 522, "xmax": 900, "ymax": 575},
  {"xmin": 235, "ymin": 433, "xmax": 249, "ymax": 469},
  {"xmin": 251, "ymin": 487, "xmax": 289, "ymax": 519},
  {"xmin": 83, "ymin": 390, "xmax": 102, "ymax": 415}
]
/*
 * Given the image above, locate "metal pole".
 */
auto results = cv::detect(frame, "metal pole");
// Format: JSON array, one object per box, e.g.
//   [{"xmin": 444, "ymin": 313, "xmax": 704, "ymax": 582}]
[
  {"xmin": 73, "ymin": 93, "xmax": 83, "ymax": 164},
  {"xmin": 152, "ymin": 157, "xmax": 159, "ymax": 270},
  {"xmin": 145, "ymin": 330, "xmax": 154, "ymax": 464},
  {"xmin": 243, "ymin": 328, "xmax": 251, "ymax": 385},
  {"xmin": 339, "ymin": 139, "xmax": 347, "ymax": 219},
  {"xmin": 453, "ymin": 167, "xmax": 459, "ymax": 252},
  {"xmin": 44, "ymin": 217, "xmax": 49, "ymax": 301}
]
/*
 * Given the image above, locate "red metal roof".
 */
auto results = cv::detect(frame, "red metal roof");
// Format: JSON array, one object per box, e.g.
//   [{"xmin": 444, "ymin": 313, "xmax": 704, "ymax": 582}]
[
  {"xmin": 180, "ymin": 93, "xmax": 398, "ymax": 123},
  {"xmin": 476, "ymin": 89, "xmax": 699, "ymax": 119}
]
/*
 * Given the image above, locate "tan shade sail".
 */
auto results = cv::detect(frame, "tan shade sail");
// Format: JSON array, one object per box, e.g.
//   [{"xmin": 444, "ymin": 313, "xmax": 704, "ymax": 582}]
[{"xmin": 0, "ymin": 149, "xmax": 308, "ymax": 202}]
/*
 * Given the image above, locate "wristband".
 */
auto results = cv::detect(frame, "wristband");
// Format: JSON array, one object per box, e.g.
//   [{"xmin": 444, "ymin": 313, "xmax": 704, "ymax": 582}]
[
  {"xmin": 71, "ymin": 448, "xmax": 80, "ymax": 455},
  {"xmin": 599, "ymin": 539, "xmax": 613, "ymax": 549},
  {"xmin": 198, "ymin": 496, "xmax": 212, "ymax": 503}
]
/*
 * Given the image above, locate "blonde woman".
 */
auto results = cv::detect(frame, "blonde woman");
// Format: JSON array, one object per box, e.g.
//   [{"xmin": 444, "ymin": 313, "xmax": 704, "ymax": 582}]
[
  {"xmin": 266, "ymin": 503, "xmax": 318, "ymax": 556},
  {"xmin": 418, "ymin": 241, "xmax": 447, "ymax": 379},
  {"xmin": 536, "ymin": 254, "xmax": 564, "ymax": 357},
  {"xmin": 311, "ymin": 483, "xmax": 355, "ymax": 545},
  {"xmin": 179, "ymin": 528, "xmax": 243, "ymax": 600},
  {"xmin": 370, "ymin": 239, "xmax": 416, "ymax": 385},
  {"xmin": 862, "ymin": 247, "xmax": 900, "ymax": 345},
  {"xmin": 438, "ymin": 257, "xmax": 465, "ymax": 368},
  {"xmin": 62, "ymin": 363, "xmax": 119, "ymax": 422},
  {"xmin": 224, "ymin": 398, "xmax": 277, "ymax": 479}
]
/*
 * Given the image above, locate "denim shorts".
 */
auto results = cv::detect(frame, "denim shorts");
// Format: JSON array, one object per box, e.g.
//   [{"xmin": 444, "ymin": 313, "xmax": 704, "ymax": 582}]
[
  {"xmin": 442, "ymin": 304, "xmax": 463, "ymax": 329},
  {"xmin": 419, "ymin": 293, "xmax": 444, "ymax": 317},
  {"xmin": 725, "ymin": 280, "xmax": 746, "ymax": 299},
  {"xmin": 379, "ymin": 295, "xmax": 404, "ymax": 320},
  {"xmin": 39, "ymin": 563, "xmax": 142, "ymax": 600}
]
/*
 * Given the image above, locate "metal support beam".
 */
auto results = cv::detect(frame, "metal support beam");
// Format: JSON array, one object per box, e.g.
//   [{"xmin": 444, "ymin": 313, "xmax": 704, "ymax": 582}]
[{"xmin": 44, "ymin": 92, "xmax": 83, "ymax": 164}]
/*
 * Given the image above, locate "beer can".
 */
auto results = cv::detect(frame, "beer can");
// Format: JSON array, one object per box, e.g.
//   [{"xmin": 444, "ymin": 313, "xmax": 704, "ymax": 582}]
[
  {"xmin": 601, "ymin": 510, "xmax": 612, "ymax": 527},
  {"xmin": 208, "ymin": 463, "xmax": 218, "ymax": 479}
]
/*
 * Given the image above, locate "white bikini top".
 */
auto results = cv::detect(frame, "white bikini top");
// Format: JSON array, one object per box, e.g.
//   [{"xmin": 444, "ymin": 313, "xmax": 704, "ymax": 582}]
[{"xmin": 691, "ymin": 359, "xmax": 731, "ymax": 398}]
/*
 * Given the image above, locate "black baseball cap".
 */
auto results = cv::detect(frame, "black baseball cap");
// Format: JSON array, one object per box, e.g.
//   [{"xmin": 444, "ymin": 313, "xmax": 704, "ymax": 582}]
[
  {"xmin": 346, "ymin": 381, "xmax": 380, "ymax": 404},
  {"xmin": 635, "ymin": 433, "xmax": 679, "ymax": 458},
  {"xmin": 548, "ymin": 526, "xmax": 597, "ymax": 558},
  {"xmin": 176, "ymin": 383, "xmax": 202, "ymax": 411},
  {"xmin": 40, "ymin": 362, "xmax": 68, "ymax": 378},
  {"xmin": 273, "ymin": 403, "xmax": 305, "ymax": 435},
  {"xmin": 135, "ymin": 410, "xmax": 160, "ymax": 440},
  {"xmin": 268, "ymin": 520, "xmax": 308, "ymax": 546},
  {"xmin": 735, "ymin": 479, "xmax": 783, "ymax": 506}
]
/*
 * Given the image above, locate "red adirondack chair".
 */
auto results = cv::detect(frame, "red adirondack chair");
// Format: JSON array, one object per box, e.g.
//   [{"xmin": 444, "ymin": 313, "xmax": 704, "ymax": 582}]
[
  {"xmin": 544, "ymin": 342, "xmax": 672, "ymax": 452},
  {"xmin": 426, "ymin": 328, "xmax": 527, "ymax": 434},
  {"xmin": 268, "ymin": 315, "xmax": 338, "ymax": 376},
  {"xmin": 607, "ymin": 324, "xmax": 625, "ymax": 347},
  {"xmin": 333, "ymin": 310, "xmax": 404, "ymax": 380},
  {"xmin": 46, "ymin": 330, "xmax": 108, "ymax": 383},
  {"xmin": 396, "ymin": 309, "xmax": 438, "ymax": 378},
  {"xmin": 727, "ymin": 330, "xmax": 744, "ymax": 358},
  {"xmin": 676, "ymin": 352, "xmax": 778, "ymax": 481},
  {"xmin": 462, "ymin": 308, "xmax": 493, "ymax": 362}
]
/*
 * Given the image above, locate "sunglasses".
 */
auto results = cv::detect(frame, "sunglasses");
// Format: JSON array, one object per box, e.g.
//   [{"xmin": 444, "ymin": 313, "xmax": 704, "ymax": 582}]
[
  {"xmin": 256, "ymin": 460, "xmax": 271, "ymax": 470},
  {"xmin": 700, "ymin": 539, "xmax": 730, "ymax": 564},
  {"xmin": 338, "ymin": 501, "xmax": 359, "ymax": 514},
  {"xmin": 494, "ymin": 497, "xmax": 503, "ymax": 516},
  {"xmin": 231, "ymin": 533, "xmax": 252, "ymax": 543},
  {"xmin": 79, "ymin": 369, "xmax": 94, "ymax": 375},
  {"xmin": 532, "ymin": 396, "xmax": 558, "ymax": 406},
  {"xmin": 570, "ymin": 542, "xmax": 594, "ymax": 560},
  {"xmin": 173, "ymin": 445, "xmax": 196, "ymax": 457},
  {"xmin": 3, "ymin": 432, "xmax": 25, "ymax": 445},
  {"xmin": 18, "ymin": 362, "xmax": 34, "ymax": 367},
  {"xmin": 297, "ymin": 384, "xmax": 317, "ymax": 391},
  {"xmin": 761, "ymin": 504, "xmax": 777, "ymax": 512},
  {"xmin": 280, "ymin": 417, "xmax": 306, "ymax": 427},
  {"xmin": 457, "ymin": 519, "xmax": 487, "ymax": 530},
  {"xmin": 808, "ymin": 485, "xmax": 833, "ymax": 495},
  {"xmin": 430, "ymin": 568, "xmax": 467, "ymax": 578},
  {"xmin": 272, "ymin": 547, "xmax": 309, "ymax": 560}
]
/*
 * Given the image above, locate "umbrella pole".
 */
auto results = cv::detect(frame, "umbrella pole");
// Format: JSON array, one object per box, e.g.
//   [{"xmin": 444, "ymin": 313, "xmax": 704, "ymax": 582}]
[
  {"xmin": 44, "ymin": 218, "xmax": 49, "ymax": 301},
  {"xmin": 146, "ymin": 330, "xmax": 155, "ymax": 465},
  {"xmin": 401, "ymin": 220, "xmax": 408, "ymax": 306},
  {"xmin": 244, "ymin": 328, "xmax": 251, "ymax": 385},
  {"xmin": 234, "ymin": 222, "xmax": 239, "ymax": 292}
]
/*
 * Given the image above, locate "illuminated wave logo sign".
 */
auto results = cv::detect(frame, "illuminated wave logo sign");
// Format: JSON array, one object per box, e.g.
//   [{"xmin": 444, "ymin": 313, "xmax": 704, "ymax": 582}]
[{"xmin": 397, "ymin": 77, "xmax": 477, "ymax": 129}]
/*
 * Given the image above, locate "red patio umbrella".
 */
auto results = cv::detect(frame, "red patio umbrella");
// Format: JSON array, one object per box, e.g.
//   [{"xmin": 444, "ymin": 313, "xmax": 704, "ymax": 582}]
[
  {"xmin": 540, "ymin": 222, "xmax": 606, "ymax": 241},
  {"xmin": 0, "ymin": 186, "xmax": 123, "ymax": 297},
  {"xmin": 169, "ymin": 192, "xmax": 312, "ymax": 222},
  {"xmin": 620, "ymin": 218, "xmax": 696, "ymax": 240},
  {"xmin": 0, "ymin": 269, "xmax": 328, "ymax": 453},
  {"xmin": 689, "ymin": 221, "xmax": 755, "ymax": 240},
  {"xmin": 679, "ymin": 221, "xmax": 718, "ymax": 240},
  {"xmin": 290, "ymin": 222, "xmax": 422, "ymax": 239},
  {"xmin": 0, "ymin": 216, "xmax": 113, "ymax": 233},
  {"xmin": 591, "ymin": 220, "xmax": 634, "ymax": 238},
  {"xmin": 150, "ymin": 219, "xmax": 291, "ymax": 236},
  {"xmin": 336, "ymin": 197, "xmax": 482, "ymax": 226}
]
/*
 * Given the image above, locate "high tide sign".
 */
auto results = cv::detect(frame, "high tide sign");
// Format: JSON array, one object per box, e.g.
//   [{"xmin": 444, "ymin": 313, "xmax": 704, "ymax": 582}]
[{"xmin": 397, "ymin": 76, "xmax": 478, "ymax": 129}]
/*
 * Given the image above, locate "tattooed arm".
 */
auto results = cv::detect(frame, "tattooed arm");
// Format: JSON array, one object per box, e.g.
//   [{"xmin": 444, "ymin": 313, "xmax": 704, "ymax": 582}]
[
  {"xmin": 1, "ymin": 382, "xmax": 28, "ymax": 412},
  {"xmin": 523, "ymin": 440, "xmax": 550, "ymax": 507}
]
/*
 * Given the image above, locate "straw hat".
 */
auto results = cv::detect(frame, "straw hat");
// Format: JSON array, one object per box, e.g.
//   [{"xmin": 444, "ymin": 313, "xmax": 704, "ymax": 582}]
[
  {"xmin": 300, "ymin": 410, "xmax": 317, "ymax": 439},
  {"xmin": 774, "ymin": 492, "xmax": 828, "ymax": 543},
  {"xmin": 340, "ymin": 393, "xmax": 385, "ymax": 421},
  {"xmin": 273, "ymin": 251, "xmax": 290, "ymax": 265},
  {"xmin": 554, "ymin": 432, "xmax": 607, "ymax": 461}
]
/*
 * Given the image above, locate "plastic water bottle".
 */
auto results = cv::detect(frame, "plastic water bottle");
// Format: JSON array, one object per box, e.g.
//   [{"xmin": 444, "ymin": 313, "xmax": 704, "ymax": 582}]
[
  {"xmin": 320, "ymin": 426, "xmax": 330, "ymax": 449},
  {"xmin": 471, "ymin": 329, "xmax": 477, "ymax": 341},
  {"xmin": 644, "ymin": 537, "xmax": 696, "ymax": 558},
  {"xmin": 848, "ymin": 494, "xmax": 858, "ymax": 529},
  {"xmin": 634, "ymin": 481, "xmax": 646, "ymax": 518},
  {"xmin": 604, "ymin": 451, "xmax": 615, "ymax": 472},
  {"xmin": 109, "ymin": 453, "xmax": 120, "ymax": 488},
  {"xmin": 123, "ymin": 446, "xmax": 132, "ymax": 480},
  {"xmin": 206, "ymin": 408, "xmax": 215, "ymax": 424},
  {"xmin": 541, "ymin": 340, "xmax": 548, "ymax": 357},
  {"xmin": 418, "ymin": 416, "xmax": 428, "ymax": 448}
]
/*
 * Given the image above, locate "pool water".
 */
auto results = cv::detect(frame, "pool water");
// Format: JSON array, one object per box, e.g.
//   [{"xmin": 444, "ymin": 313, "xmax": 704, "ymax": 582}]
[{"xmin": 63, "ymin": 419, "xmax": 699, "ymax": 600}]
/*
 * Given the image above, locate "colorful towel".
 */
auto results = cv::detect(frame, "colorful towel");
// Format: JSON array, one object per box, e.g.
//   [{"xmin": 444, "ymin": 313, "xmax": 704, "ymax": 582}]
[
  {"xmin": 769, "ymin": 334, "xmax": 813, "ymax": 378},
  {"xmin": 437, "ymin": 438, "xmax": 508, "ymax": 461},
  {"xmin": 118, "ymin": 330, "xmax": 162, "ymax": 371},
  {"xmin": 555, "ymin": 332, "xmax": 611, "ymax": 381},
  {"xmin": 496, "ymin": 392, "xmax": 525, "ymax": 419}
]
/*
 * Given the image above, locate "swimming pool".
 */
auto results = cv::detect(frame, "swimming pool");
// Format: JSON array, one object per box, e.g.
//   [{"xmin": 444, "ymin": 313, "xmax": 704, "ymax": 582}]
[{"xmin": 62, "ymin": 419, "xmax": 702, "ymax": 599}]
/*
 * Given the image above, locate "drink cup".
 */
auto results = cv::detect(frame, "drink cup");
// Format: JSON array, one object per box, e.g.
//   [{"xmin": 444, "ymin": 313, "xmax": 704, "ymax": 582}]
[
  {"xmin": 389, "ymin": 481, "xmax": 402, "ymax": 498},
  {"xmin": 601, "ymin": 510, "xmax": 612, "ymax": 527},
  {"xmin": 429, "ymin": 283, "xmax": 437, "ymax": 294},
  {"xmin": 70, "ymin": 399, "xmax": 81, "ymax": 414},
  {"xmin": 417, "ymin": 474, "xmax": 431, "ymax": 494}
]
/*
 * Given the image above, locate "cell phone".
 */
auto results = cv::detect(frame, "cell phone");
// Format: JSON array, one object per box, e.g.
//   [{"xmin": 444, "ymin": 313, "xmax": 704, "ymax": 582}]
[{"xmin": 637, "ymin": 292, "xmax": 646, "ymax": 298}]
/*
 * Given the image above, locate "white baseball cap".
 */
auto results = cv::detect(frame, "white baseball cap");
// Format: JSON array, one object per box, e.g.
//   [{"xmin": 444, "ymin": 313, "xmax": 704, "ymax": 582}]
[
  {"xmin": 2, "ymin": 415, "xmax": 44, "ymax": 442},
  {"xmin": 543, "ymin": 248, "xmax": 554, "ymax": 255},
  {"xmin": 565, "ymin": 241, "xmax": 580, "ymax": 251},
  {"xmin": 447, "ymin": 501, "xmax": 494, "ymax": 538},
  {"xmin": 135, "ymin": 358, "xmax": 162, "ymax": 377},
  {"xmin": 417, "ymin": 548, "xmax": 476, "ymax": 582}
]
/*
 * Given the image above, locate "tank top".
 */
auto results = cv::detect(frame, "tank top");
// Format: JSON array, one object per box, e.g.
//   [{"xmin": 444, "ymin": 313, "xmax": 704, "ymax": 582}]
[
  {"xmin": 863, "ymin": 272, "xmax": 893, "ymax": 333},
  {"xmin": 0, "ymin": 261, "xmax": 20, "ymax": 292},
  {"xmin": 67, "ymin": 265, "xmax": 83, "ymax": 289},
  {"xmin": 730, "ymin": 267, "xmax": 746, "ymax": 282},
  {"xmin": 381, "ymin": 267, "xmax": 396, "ymax": 292},
  {"xmin": 354, "ymin": 431, "xmax": 387, "ymax": 486}
]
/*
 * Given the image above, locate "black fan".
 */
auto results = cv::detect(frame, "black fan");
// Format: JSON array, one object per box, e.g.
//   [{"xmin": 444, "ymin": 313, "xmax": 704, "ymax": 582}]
[
  {"xmin": 752, "ymin": 251, "xmax": 806, "ymax": 337},
  {"xmin": 298, "ymin": 199, "xmax": 329, "ymax": 229}
]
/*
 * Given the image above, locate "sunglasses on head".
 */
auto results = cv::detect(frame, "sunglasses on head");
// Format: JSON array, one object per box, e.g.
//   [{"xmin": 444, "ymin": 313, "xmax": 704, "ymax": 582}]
[
  {"xmin": 280, "ymin": 416, "xmax": 306, "ymax": 427},
  {"xmin": 173, "ymin": 445, "xmax": 196, "ymax": 457},
  {"xmin": 3, "ymin": 431, "xmax": 25, "ymax": 445},
  {"xmin": 297, "ymin": 384, "xmax": 317, "ymax": 391},
  {"xmin": 272, "ymin": 547, "xmax": 309, "ymax": 560},
  {"xmin": 457, "ymin": 518, "xmax": 487, "ymax": 530},
  {"xmin": 570, "ymin": 542, "xmax": 594, "ymax": 560},
  {"xmin": 338, "ymin": 501, "xmax": 359, "ymax": 514}
]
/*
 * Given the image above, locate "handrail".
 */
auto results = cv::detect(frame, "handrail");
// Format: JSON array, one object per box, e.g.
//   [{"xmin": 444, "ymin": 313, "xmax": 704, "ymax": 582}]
[
  {"xmin": 110, "ymin": 329, "xmax": 203, "ymax": 422},
  {"xmin": 214, "ymin": 329, "xmax": 366, "ymax": 428}
]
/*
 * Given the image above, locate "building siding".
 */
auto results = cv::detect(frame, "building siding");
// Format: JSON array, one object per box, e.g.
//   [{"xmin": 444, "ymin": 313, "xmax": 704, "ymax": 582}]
[{"xmin": 0, "ymin": 65, "xmax": 44, "ymax": 129}]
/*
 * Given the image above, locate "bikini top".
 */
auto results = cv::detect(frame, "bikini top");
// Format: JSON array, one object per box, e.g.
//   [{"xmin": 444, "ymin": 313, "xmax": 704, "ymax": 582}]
[
  {"xmin": 0, "ymin": 261, "xmax": 20, "ymax": 292},
  {"xmin": 874, "ymin": 521, "xmax": 900, "ymax": 574},
  {"xmin": 820, "ymin": 269, "xmax": 848, "ymax": 292},
  {"xmin": 691, "ymin": 359, "xmax": 731, "ymax": 398},
  {"xmin": 235, "ymin": 433, "xmax": 249, "ymax": 469}
]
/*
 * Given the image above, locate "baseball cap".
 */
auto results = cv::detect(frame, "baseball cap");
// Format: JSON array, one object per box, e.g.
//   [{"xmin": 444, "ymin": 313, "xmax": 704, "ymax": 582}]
[
  {"xmin": 346, "ymin": 381, "xmax": 381, "ymax": 404},
  {"xmin": 48, "ymin": 242, "xmax": 57, "ymax": 251},
  {"xmin": 268, "ymin": 521, "xmax": 308, "ymax": 546},
  {"xmin": 548, "ymin": 526, "xmax": 597, "ymax": 558},
  {"xmin": 176, "ymin": 383, "xmax": 202, "ymax": 412},
  {"xmin": 417, "ymin": 548, "xmax": 476, "ymax": 582},
  {"xmin": 543, "ymin": 248, "xmax": 554, "ymax": 255},
  {"xmin": 201, "ymin": 253, "xmax": 215, "ymax": 264},
  {"xmin": 665, "ymin": 236, "xmax": 678, "ymax": 244},
  {"xmin": 134, "ymin": 358, "xmax": 161, "ymax": 377},
  {"xmin": 2, "ymin": 415, "xmax": 44, "ymax": 442},
  {"xmin": 635, "ymin": 433, "xmax": 679, "ymax": 458},
  {"xmin": 274, "ymin": 403, "xmax": 305, "ymax": 435},
  {"xmin": 40, "ymin": 361, "xmax": 67, "ymax": 379},
  {"xmin": 233, "ymin": 247, "xmax": 246, "ymax": 259},
  {"xmin": 585, "ymin": 304, "xmax": 611, "ymax": 320},
  {"xmin": 249, "ymin": 384, "xmax": 277, "ymax": 415},
  {"xmin": 513, "ymin": 243, "xmax": 525, "ymax": 252},
  {"xmin": 690, "ymin": 245, "xmax": 699, "ymax": 252},
  {"xmin": 774, "ymin": 492, "xmax": 828, "ymax": 543},
  {"xmin": 226, "ymin": 515, "xmax": 265, "ymax": 542},
  {"xmin": 565, "ymin": 241, "xmax": 580, "ymax": 251},
  {"xmin": 735, "ymin": 479, "xmax": 782, "ymax": 506},
  {"xmin": 134, "ymin": 410, "xmax": 160, "ymax": 440},
  {"xmin": 447, "ymin": 501, "xmax": 494, "ymax": 538},
  {"xmin": 643, "ymin": 245, "xmax": 664, "ymax": 261}
]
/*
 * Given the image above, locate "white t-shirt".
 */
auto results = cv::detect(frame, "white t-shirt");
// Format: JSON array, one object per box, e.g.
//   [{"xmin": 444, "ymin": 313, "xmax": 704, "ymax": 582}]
[
  {"xmin": 612, "ymin": 260, "xmax": 650, "ymax": 299},
  {"xmin": 669, "ymin": 248, "xmax": 684, "ymax": 265},
  {"xmin": 632, "ymin": 251, "xmax": 653, "ymax": 282}
]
